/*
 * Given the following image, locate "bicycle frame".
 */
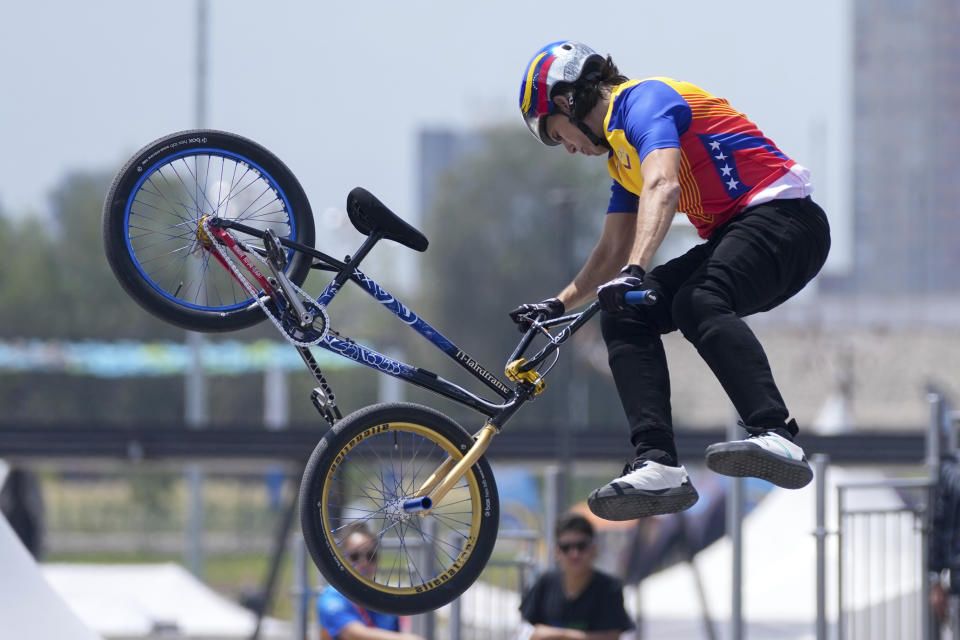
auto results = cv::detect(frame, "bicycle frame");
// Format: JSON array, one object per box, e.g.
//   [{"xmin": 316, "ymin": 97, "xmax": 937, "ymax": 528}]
[{"xmin": 212, "ymin": 217, "xmax": 603, "ymax": 511}]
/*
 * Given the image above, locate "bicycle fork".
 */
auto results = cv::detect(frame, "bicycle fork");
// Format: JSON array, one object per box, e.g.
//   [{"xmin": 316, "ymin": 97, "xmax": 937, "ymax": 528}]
[
  {"xmin": 404, "ymin": 423, "xmax": 499, "ymax": 514},
  {"xmin": 404, "ymin": 352, "xmax": 550, "ymax": 514}
]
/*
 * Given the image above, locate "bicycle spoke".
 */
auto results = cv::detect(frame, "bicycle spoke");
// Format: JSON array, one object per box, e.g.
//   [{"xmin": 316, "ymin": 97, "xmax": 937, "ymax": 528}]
[
  {"xmin": 395, "ymin": 520, "xmax": 425, "ymax": 586},
  {"xmin": 140, "ymin": 248, "xmax": 191, "ymax": 282},
  {"xmin": 143, "ymin": 171, "xmax": 195, "ymax": 225},
  {"xmin": 180, "ymin": 155, "xmax": 220, "ymax": 215},
  {"xmin": 131, "ymin": 195, "xmax": 193, "ymax": 225},
  {"xmin": 430, "ymin": 509, "xmax": 475, "ymax": 533},
  {"xmin": 235, "ymin": 188, "xmax": 284, "ymax": 225},
  {"xmin": 241, "ymin": 208, "xmax": 290, "ymax": 223},
  {"xmin": 406, "ymin": 515, "xmax": 461, "ymax": 566},
  {"xmin": 220, "ymin": 166, "xmax": 259, "ymax": 205},
  {"xmin": 221, "ymin": 157, "xmax": 241, "ymax": 214}
]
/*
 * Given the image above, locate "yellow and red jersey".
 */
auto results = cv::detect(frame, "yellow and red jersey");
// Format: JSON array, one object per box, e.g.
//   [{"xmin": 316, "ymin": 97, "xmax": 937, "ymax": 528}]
[{"xmin": 604, "ymin": 78, "xmax": 811, "ymax": 238}]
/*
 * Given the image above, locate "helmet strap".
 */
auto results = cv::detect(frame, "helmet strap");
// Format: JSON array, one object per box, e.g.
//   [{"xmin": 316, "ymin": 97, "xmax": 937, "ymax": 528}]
[
  {"xmin": 572, "ymin": 117, "xmax": 610, "ymax": 150},
  {"xmin": 561, "ymin": 91, "xmax": 609, "ymax": 150}
]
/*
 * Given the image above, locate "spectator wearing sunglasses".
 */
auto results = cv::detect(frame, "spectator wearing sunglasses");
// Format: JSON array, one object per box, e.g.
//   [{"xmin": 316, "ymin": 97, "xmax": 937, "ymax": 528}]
[
  {"xmin": 317, "ymin": 522, "xmax": 425, "ymax": 640},
  {"xmin": 518, "ymin": 513, "xmax": 634, "ymax": 639}
]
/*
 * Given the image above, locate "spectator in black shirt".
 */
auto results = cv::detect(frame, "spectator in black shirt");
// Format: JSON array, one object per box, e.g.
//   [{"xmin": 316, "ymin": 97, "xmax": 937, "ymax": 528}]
[{"xmin": 519, "ymin": 513, "xmax": 634, "ymax": 639}]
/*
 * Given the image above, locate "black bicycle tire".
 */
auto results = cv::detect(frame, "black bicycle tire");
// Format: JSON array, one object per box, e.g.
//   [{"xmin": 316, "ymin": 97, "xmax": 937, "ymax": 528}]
[
  {"xmin": 102, "ymin": 129, "xmax": 315, "ymax": 332},
  {"xmin": 299, "ymin": 402, "xmax": 500, "ymax": 615}
]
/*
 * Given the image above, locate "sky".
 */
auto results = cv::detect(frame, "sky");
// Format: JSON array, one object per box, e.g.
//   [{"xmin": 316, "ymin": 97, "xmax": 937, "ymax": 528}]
[{"xmin": 0, "ymin": 0, "xmax": 852, "ymax": 273}]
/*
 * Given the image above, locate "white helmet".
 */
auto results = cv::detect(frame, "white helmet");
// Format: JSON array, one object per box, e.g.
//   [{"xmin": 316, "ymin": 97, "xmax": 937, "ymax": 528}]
[{"xmin": 518, "ymin": 41, "xmax": 605, "ymax": 146}]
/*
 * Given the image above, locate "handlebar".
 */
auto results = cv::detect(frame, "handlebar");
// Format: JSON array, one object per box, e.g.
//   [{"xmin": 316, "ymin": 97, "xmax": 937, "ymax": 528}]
[
  {"xmin": 624, "ymin": 289, "xmax": 658, "ymax": 306},
  {"xmin": 508, "ymin": 289, "xmax": 659, "ymax": 375}
]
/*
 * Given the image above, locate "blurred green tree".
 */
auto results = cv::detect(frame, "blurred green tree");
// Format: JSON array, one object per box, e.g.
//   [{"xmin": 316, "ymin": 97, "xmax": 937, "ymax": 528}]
[{"xmin": 0, "ymin": 170, "xmax": 181, "ymax": 341}]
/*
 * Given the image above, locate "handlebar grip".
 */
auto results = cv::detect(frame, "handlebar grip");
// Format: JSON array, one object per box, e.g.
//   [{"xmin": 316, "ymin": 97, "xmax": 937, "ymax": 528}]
[{"xmin": 624, "ymin": 290, "xmax": 658, "ymax": 306}]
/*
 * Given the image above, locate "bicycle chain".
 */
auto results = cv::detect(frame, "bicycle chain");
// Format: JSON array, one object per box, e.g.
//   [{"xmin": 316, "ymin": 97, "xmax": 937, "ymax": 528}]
[{"xmin": 201, "ymin": 218, "xmax": 330, "ymax": 348}]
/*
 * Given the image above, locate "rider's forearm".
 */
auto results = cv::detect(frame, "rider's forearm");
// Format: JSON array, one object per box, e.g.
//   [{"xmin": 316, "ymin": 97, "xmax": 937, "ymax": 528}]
[
  {"xmin": 556, "ymin": 238, "xmax": 629, "ymax": 310},
  {"xmin": 626, "ymin": 178, "xmax": 680, "ymax": 270}
]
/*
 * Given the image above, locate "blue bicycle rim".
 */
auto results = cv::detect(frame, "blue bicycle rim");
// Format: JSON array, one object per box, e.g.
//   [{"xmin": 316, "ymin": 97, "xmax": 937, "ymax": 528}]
[{"xmin": 123, "ymin": 147, "xmax": 298, "ymax": 313}]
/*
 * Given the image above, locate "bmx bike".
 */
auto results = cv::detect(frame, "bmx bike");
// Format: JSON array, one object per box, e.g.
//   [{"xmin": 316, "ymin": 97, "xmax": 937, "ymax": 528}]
[{"xmin": 102, "ymin": 129, "xmax": 655, "ymax": 615}]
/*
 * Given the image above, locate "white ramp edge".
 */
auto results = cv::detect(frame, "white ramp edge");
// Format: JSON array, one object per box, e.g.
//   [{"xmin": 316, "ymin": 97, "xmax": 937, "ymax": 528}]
[
  {"xmin": 40, "ymin": 563, "xmax": 290, "ymax": 640},
  {"xmin": 0, "ymin": 507, "xmax": 103, "ymax": 640}
]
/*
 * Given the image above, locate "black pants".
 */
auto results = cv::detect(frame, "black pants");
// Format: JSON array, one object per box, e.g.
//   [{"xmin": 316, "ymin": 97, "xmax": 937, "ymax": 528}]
[{"xmin": 600, "ymin": 197, "xmax": 831, "ymax": 465}]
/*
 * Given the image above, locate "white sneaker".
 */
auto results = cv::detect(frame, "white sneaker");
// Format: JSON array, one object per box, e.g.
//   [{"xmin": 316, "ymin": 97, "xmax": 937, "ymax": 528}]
[
  {"xmin": 588, "ymin": 460, "xmax": 699, "ymax": 521},
  {"xmin": 705, "ymin": 423, "xmax": 812, "ymax": 489}
]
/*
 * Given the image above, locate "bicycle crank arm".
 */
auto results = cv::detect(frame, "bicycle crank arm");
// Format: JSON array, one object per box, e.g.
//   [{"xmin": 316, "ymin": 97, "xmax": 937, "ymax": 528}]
[
  {"xmin": 262, "ymin": 229, "xmax": 314, "ymax": 327},
  {"xmin": 407, "ymin": 423, "xmax": 498, "ymax": 514}
]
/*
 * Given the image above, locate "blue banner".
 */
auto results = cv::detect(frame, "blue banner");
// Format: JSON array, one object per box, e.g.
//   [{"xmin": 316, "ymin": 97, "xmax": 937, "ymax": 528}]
[{"xmin": 0, "ymin": 340, "xmax": 355, "ymax": 377}]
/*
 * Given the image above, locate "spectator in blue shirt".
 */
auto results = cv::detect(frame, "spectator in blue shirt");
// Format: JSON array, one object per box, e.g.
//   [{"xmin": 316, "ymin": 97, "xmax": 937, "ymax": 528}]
[{"xmin": 316, "ymin": 523, "xmax": 425, "ymax": 640}]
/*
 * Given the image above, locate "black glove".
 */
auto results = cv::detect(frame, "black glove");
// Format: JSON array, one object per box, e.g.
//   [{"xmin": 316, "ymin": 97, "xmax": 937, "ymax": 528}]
[
  {"xmin": 597, "ymin": 264, "xmax": 646, "ymax": 312},
  {"xmin": 508, "ymin": 297, "xmax": 565, "ymax": 332}
]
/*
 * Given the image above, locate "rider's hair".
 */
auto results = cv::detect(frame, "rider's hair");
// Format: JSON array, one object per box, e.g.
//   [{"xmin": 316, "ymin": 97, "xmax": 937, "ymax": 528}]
[
  {"xmin": 554, "ymin": 55, "xmax": 628, "ymax": 121},
  {"xmin": 555, "ymin": 511, "xmax": 594, "ymax": 540}
]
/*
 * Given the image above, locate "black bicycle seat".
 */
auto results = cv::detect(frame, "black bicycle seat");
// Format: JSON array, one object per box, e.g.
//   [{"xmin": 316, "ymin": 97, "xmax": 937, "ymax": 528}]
[{"xmin": 346, "ymin": 187, "xmax": 429, "ymax": 252}]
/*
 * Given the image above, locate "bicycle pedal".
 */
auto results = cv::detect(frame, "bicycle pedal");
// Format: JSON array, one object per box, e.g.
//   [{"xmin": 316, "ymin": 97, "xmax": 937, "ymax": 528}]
[
  {"xmin": 311, "ymin": 387, "xmax": 341, "ymax": 426},
  {"xmin": 264, "ymin": 254, "xmax": 314, "ymax": 329}
]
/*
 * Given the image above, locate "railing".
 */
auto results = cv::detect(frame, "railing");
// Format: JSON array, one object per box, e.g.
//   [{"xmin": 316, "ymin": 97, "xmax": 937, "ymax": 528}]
[
  {"xmin": 814, "ymin": 390, "xmax": 960, "ymax": 640},
  {"xmin": 836, "ymin": 477, "xmax": 931, "ymax": 640},
  {"xmin": 446, "ymin": 529, "xmax": 538, "ymax": 640}
]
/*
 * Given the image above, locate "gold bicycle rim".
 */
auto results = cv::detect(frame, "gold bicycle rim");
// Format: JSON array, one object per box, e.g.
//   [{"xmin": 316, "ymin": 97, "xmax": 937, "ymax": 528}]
[{"xmin": 319, "ymin": 421, "xmax": 484, "ymax": 595}]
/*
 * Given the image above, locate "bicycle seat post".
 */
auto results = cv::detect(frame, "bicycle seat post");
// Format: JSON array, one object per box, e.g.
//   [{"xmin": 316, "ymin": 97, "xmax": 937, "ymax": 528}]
[{"xmin": 333, "ymin": 231, "xmax": 383, "ymax": 288}]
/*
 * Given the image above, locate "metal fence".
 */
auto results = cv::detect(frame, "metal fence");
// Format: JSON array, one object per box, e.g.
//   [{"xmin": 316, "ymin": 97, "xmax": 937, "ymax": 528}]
[
  {"xmin": 39, "ymin": 463, "xmax": 287, "ymax": 556},
  {"xmin": 835, "ymin": 477, "xmax": 932, "ymax": 640},
  {"xmin": 815, "ymin": 391, "xmax": 960, "ymax": 640},
  {"xmin": 445, "ymin": 529, "xmax": 539, "ymax": 640}
]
